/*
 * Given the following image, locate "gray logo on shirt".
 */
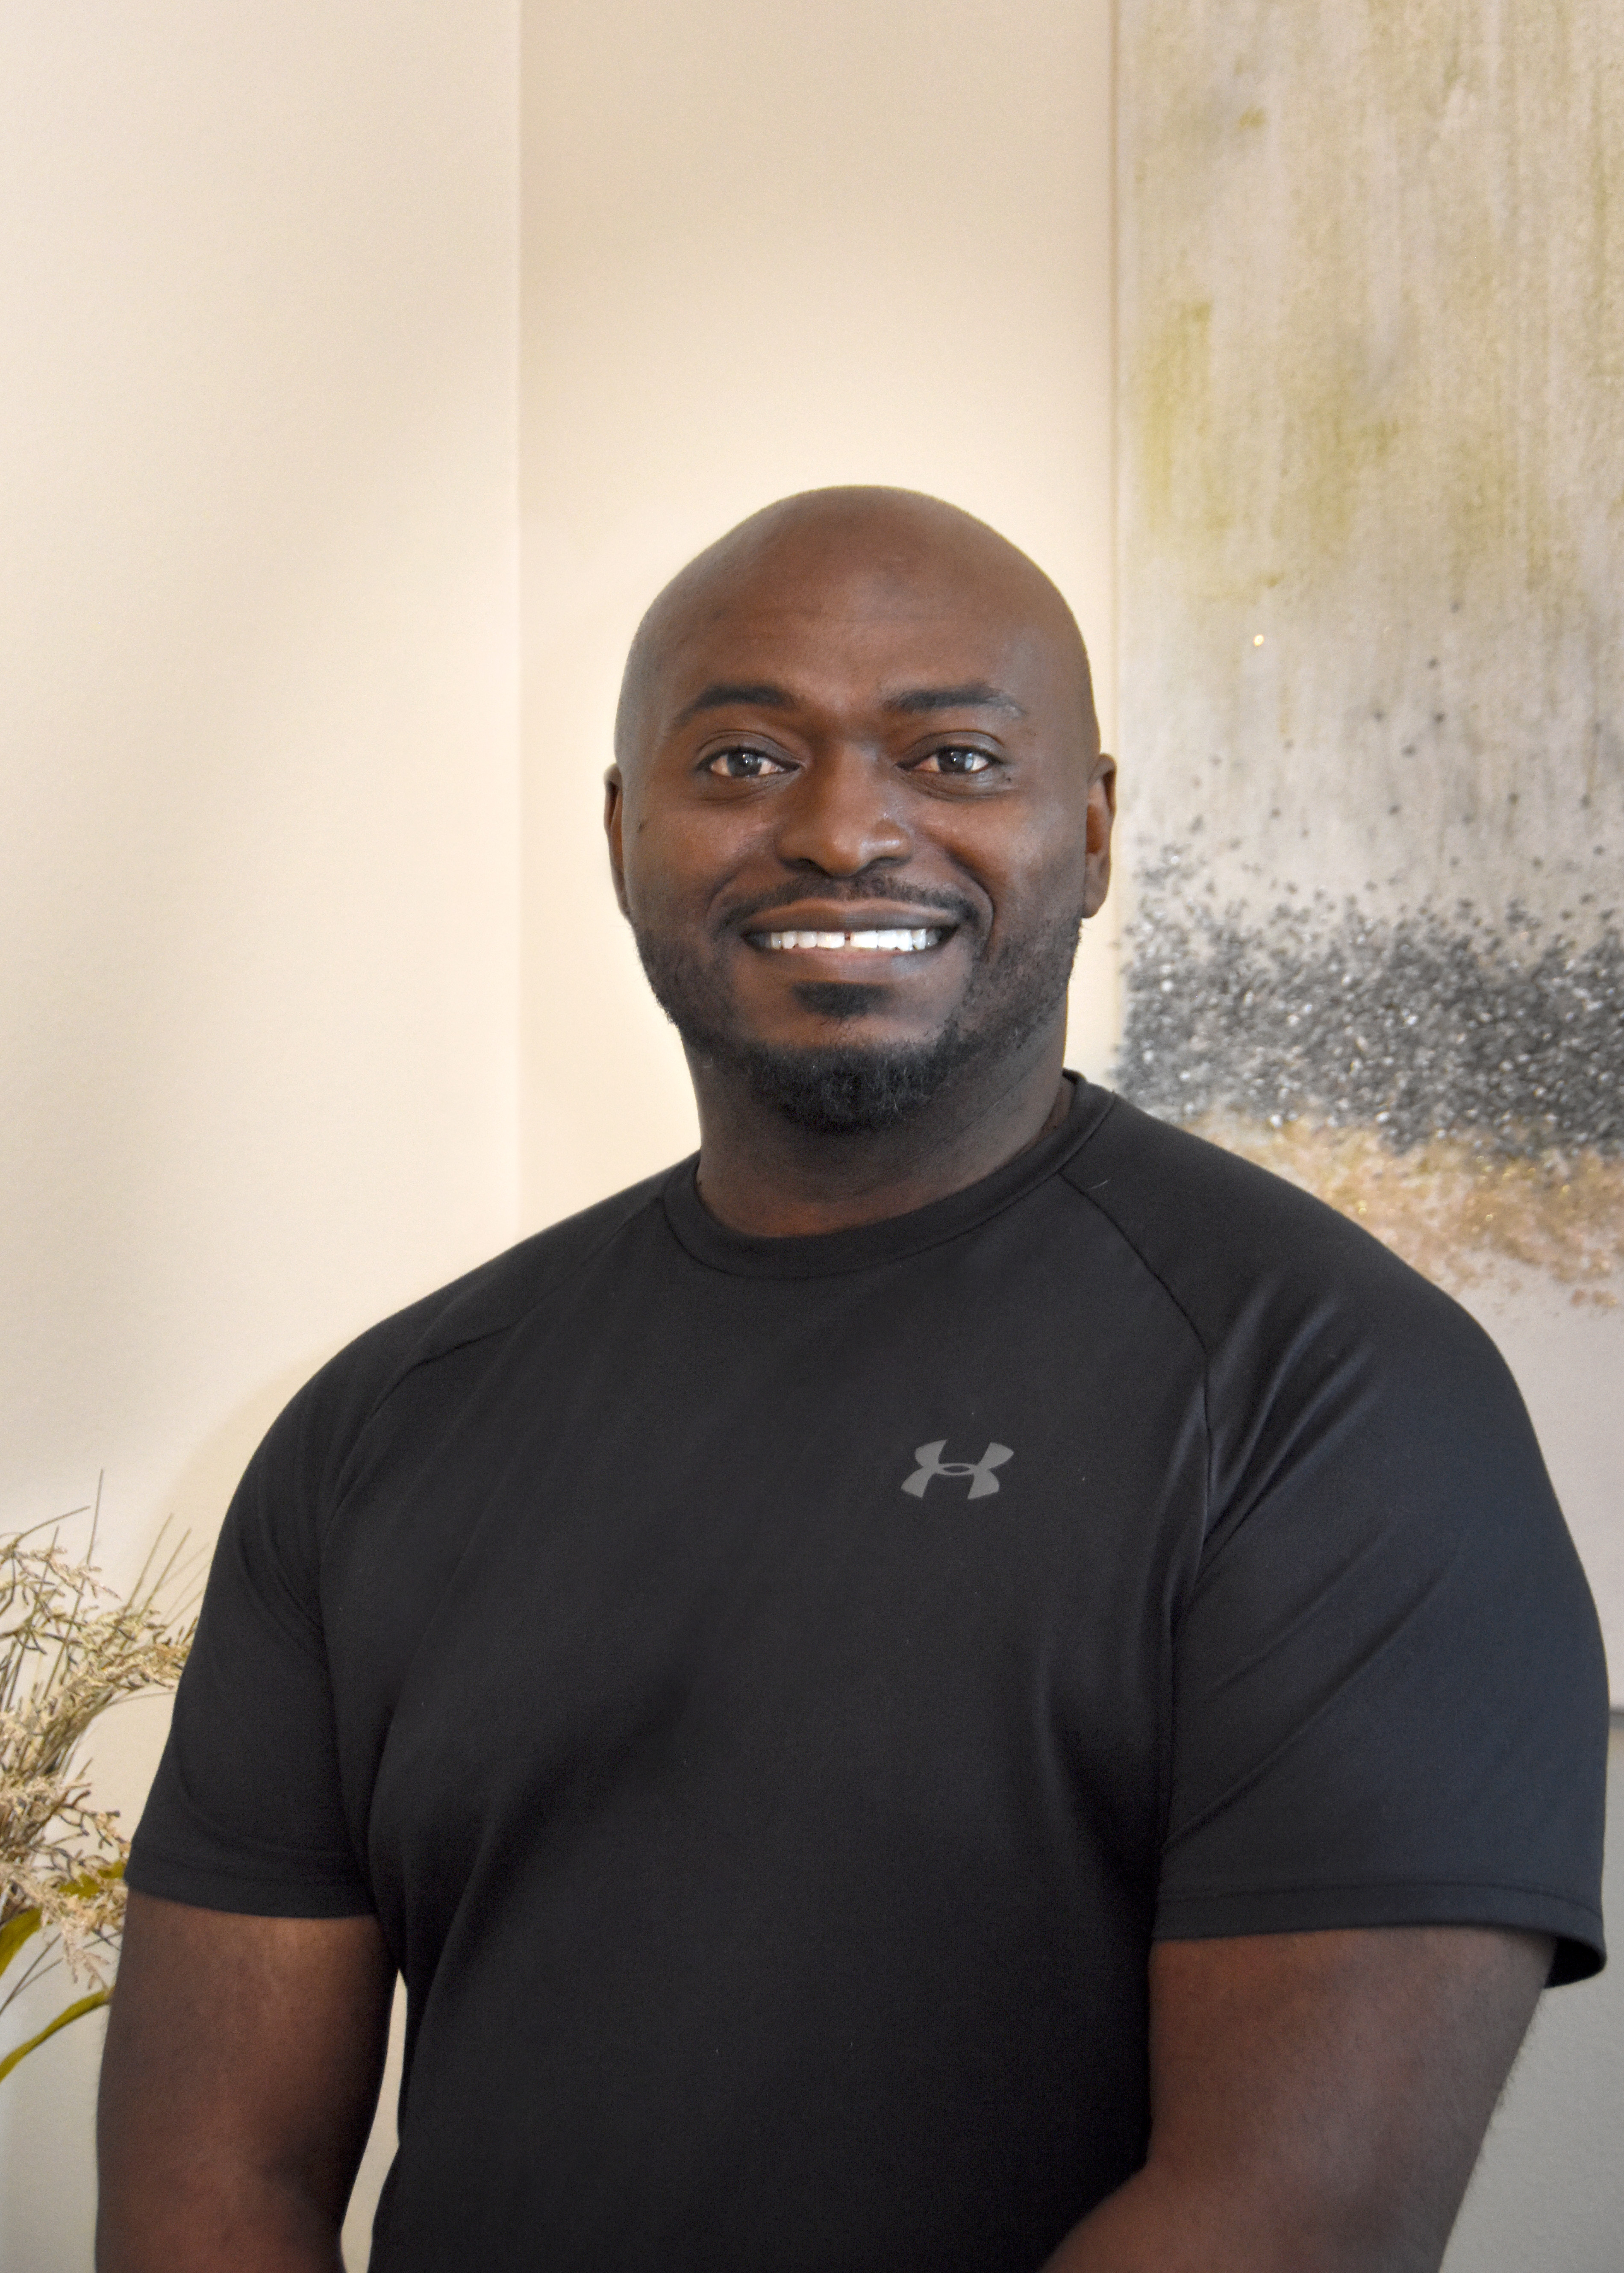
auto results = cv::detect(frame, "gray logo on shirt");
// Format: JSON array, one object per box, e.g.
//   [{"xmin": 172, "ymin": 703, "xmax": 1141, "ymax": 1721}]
[{"xmin": 902, "ymin": 1441, "xmax": 1014, "ymax": 1500}]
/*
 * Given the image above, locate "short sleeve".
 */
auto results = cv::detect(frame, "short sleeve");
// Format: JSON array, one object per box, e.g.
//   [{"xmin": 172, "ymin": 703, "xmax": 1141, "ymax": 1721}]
[
  {"xmin": 127, "ymin": 1377, "xmax": 374, "ymax": 1918},
  {"xmin": 1155, "ymin": 1279, "xmax": 1609, "ymax": 1985}
]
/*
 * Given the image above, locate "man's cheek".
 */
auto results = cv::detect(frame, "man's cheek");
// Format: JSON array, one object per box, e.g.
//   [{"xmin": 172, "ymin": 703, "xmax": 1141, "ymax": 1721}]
[{"xmin": 624, "ymin": 866, "xmax": 705, "ymax": 939}]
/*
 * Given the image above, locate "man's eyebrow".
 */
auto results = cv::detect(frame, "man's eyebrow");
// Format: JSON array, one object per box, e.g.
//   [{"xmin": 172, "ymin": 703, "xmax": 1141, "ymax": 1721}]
[
  {"xmin": 673, "ymin": 681, "xmax": 796, "ymax": 725},
  {"xmin": 882, "ymin": 683, "xmax": 1026, "ymax": 718}
]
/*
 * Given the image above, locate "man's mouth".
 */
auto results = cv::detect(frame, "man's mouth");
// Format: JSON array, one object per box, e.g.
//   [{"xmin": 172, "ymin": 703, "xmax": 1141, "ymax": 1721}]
[{"xmin": 752, "ymin": 926, "xmax": 950, "ymax": 955}]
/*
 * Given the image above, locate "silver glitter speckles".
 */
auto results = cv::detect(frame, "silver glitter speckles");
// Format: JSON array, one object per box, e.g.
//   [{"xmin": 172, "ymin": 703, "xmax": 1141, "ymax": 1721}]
[{"xmin": 1117, "ymin": 846, "xmax": 1623, "ymax": 1158}]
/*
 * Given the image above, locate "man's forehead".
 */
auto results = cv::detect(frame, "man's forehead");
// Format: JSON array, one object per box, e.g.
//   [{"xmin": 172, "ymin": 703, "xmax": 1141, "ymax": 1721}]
[
  {"xmin": 674, "ymin": 532, "xmax": 1039, "ymax": 626},
  {"xmin": 654, "ymin": 638, "xmax": 1056, "ymax": 738},
  {"xmin": 655, "ymin": 582, "xmax": 1059, "ymax": 700},
  {"xmin": 669, "ymin": 673, "xmax": 1030, "ymax": 731},
  {"xmin": 616, "ymin": 488, "xmax": 1097, "ymax": 761}
]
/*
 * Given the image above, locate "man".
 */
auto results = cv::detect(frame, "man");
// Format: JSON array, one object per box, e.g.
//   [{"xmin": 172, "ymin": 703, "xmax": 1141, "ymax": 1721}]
[{"xmin": 100, "ymin": 488, "xmax": 1607, "ymax": 2273}]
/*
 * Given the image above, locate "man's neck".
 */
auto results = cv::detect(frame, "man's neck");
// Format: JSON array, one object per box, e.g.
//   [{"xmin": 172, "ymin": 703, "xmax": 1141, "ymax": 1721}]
[{"xmin": 687, "ymin": 1034, "xmax": 1074, "ymax": 1238}]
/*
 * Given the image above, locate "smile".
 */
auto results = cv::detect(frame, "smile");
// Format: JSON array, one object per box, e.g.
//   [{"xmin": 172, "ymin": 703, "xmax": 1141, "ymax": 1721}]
[{"xmin": 754, "ymin": 928, "xmax": 948, "ymax": 954}]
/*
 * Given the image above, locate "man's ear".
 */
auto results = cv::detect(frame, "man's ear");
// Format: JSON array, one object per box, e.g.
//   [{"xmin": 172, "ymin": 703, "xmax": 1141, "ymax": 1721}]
[
  {"xmin": 604, "ymin": 765, "xmax": 631, "ymax": 920},
  {"xmin": 1083, "ymin": 754, "xmax": 1116, "ymax": 919}
]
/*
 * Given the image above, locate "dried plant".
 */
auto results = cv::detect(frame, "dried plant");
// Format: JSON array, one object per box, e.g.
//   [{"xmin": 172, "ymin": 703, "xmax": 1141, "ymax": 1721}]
[{"xmin": 0, "ymin": 1488, "xmax": 195, "ymax": 2082}]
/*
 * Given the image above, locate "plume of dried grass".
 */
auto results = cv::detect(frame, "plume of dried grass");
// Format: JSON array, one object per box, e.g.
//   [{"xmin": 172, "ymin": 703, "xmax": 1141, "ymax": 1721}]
[{"xmin": 0, "ymin": 1491, "xmax": 195, "ymax": 2080}]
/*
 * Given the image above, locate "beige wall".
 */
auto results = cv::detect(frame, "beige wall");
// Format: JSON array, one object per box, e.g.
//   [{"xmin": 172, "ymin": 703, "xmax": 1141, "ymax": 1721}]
[
  {"xmin": 0, "ymin": 6, "xmax": 521, "ymax": 2261},
  {"xmin": 520, "ymin": 0, "xmax": 1121, "ymax": 1221}
]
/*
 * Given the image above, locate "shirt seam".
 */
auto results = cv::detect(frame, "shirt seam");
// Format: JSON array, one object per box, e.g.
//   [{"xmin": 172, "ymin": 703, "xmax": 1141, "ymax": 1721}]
[
  {"xmin": 662, "ymin": 1085, "xmax": 1118, "ymax": 1281},
  {"xmin": 1059, "ymin": 1153, "xmax": 1217, "ymax": 1889},
  {"xmin": 1059, "ymin": 1168, "xmax": 1216, "ymax": 1533},
  {"xmin": 1159, "ymin": 1873, "xmax": 1603, "ymax": 1913},
  {"xmin": 129, "ymin": 1835, "xmax": 367, "ymax": 1883},
  {"xmin": 332, "ymin": 1185, "xmax": 671, "ymax": 1491}
]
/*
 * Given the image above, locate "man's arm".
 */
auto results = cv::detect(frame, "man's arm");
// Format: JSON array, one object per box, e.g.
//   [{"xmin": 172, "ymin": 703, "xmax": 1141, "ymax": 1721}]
[
  {"xmin": 1043, "ymin": 1924, "xmax": 1550, "ymax": 2273},
  {"xmin": 97, "ymin": 1890, "xmax": 395, "ymax": 2273}
]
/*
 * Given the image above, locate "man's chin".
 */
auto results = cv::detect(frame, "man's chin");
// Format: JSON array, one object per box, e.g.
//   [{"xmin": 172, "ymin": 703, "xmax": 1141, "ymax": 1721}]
[
  {"xmin": 724, "ymin": 1031, "xmax": 974, "ymax": 1135},
  {"xmin": 635, "ymin": 933, "xmax": 971, "ymax": 1133}
]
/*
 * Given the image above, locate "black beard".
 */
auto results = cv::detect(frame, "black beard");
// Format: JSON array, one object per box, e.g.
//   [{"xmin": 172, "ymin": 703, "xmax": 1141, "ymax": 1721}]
[
  {"xmin": 717, "ymin": 1026, "xmax": 980, "ymax": 1134},
  {"xmin": 632, "ymin": 899, "xmax": 1086, "ymax": 1136}
]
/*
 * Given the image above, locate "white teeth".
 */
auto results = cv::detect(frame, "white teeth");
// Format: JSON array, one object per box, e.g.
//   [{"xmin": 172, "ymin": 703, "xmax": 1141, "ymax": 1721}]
[{"xmin": 761, "ymin": 927, "xmax": 943, "ymax": 953}]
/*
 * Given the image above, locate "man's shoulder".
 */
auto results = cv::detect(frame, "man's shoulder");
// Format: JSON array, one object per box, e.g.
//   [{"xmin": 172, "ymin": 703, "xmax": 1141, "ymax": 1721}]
[
  {"xmin": 296, "ymin": 1163, "xmax": 679, "ymax": 1437},
  {"xmin": 1065, "ymin": 1091, "xmax": 1479, "ymax": 1364}
]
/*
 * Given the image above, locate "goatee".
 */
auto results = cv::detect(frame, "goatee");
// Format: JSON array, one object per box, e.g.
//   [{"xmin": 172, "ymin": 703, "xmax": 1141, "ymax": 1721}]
[
  {"xmin": 707, "ymin": 1027, "xmax": 980, "ymax": 1134},
  {"xmin": 632, "ymin": 901, "xmax": 1086, "ymax": 1137}
]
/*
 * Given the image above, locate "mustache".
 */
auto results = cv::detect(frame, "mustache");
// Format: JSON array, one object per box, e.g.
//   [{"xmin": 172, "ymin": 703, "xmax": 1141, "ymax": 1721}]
[{"xmin": 721, "ymin": 879, "xmax": 983, "ymax": 931}]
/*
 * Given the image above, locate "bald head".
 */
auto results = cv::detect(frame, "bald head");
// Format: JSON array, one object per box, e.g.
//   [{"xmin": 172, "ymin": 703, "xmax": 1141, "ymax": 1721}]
[
  {"xmin": 615, "ymin": 487, "xmax": 1098, "ymax": 770},
  {"xmin": 603, "ymin": 483, "xmax": 1116, "ymax": 1155}
]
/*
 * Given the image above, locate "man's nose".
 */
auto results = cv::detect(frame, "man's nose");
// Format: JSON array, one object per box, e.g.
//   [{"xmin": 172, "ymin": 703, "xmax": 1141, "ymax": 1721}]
[{"xmin": 773, "ymin": 748, "xmax": 912, "ymax": 875}]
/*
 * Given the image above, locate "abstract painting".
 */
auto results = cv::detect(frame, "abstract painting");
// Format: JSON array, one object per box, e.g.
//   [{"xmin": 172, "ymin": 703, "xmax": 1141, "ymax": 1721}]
[{"xmin": 1115, "ymin": 1, "xmax": 1624, "ymax": 1667}]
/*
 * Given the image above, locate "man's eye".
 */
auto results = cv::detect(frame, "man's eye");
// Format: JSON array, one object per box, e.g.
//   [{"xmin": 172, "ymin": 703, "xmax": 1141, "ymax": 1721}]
[
  {"xmin": 915, "ymin": 746, "xmax": 997, "ymax": 777},
  {"xmin": 703, "ymin": 747, "xmax": 789, "ymax": 779}
]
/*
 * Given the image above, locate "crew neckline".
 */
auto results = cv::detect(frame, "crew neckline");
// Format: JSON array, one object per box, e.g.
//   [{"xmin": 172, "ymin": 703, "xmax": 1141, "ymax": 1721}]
[{"xmin": 660, "ymin": 1075, "xmax": 1116, "ymax": 1279}]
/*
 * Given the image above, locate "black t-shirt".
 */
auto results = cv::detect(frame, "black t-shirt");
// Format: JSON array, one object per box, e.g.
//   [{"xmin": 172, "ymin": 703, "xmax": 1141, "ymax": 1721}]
[{"xmin": 130, "ymin": 1080, "xmax": 1608, "ymax": 2273}]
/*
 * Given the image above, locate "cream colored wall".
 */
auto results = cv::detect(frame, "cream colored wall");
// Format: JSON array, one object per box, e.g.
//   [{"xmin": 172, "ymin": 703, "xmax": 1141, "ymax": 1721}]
[
  {"xmin": 0, "ymin": 7, "xmax": 520, "ymax": 2263},
  {"xmin": 519, "ymin": 0, "xmax": 1121, "ymax": 1221}
]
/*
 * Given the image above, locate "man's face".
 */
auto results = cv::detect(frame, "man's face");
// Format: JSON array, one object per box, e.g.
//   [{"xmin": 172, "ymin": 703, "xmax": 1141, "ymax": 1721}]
[{"xmin": 606, "ymin": 532, "xmax": 1114, "ymax": 1131}]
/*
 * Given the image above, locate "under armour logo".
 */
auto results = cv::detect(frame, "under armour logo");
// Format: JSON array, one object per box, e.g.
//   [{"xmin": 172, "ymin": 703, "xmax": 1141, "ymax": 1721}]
[{"xmin": 902, "ymin": 1440, "xmax": 1014, "ymax": 1501}]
